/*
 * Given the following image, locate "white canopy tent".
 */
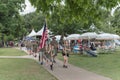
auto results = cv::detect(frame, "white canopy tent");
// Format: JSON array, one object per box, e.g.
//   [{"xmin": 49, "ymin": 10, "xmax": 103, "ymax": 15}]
[
  {"xmin": 66, "ymin": 34, "xmax": 81, "ymax": 40},
  {"xmin": 55, "ymin": 35, "xmax": 66, "ymax": 41},
  {"xmin": 27, "ymin": 29, "xmax": 37, "ymax": 37},
  {"xmin": 36, "ymin": 27, "xmax": 44, "ymax": 36},
  {"xmin": 96, "ymin": 33, "xmax": 114, "ymax": 40},
  {"xmin": 111, "ymin": 34, "xmax": 120, "ymax": 39},
  {"xmin": 80, "ymin": 32, "xmax": 98, "ymax": 39},
  {"xmin": 114, "ymin": 40, "xmax": 120, "ymax": 45},
  {"xmin": 55, "ymin": 35, "xmax": 61, "ymax": 41},
  {"xmin": 36, "ymin": 26, "xmax": 52, "ymax": 36}
]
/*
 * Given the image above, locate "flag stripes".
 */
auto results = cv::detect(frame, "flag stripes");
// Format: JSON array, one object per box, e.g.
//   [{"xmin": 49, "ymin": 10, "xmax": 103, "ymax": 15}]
[{"xmin": 39, "ymin": 22, "xmax": 48, "ymax": 49}]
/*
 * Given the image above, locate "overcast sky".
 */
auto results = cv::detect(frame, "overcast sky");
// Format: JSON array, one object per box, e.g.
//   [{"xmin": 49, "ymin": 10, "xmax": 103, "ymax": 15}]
[{"xmin": 20, "ymin": 0, "xmax": 36, "ymax": 15}]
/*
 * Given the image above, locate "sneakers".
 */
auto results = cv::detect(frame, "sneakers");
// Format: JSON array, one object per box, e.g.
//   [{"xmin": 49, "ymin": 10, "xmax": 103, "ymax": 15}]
[
  {"xmin": 63, "ymin": 65, "xmax": 68, "ymax": 68},
  {"xmin": 40, "ymin": 62, "xmax": 43, "ymax": 65},
  {"xmin": 63, "ymin": 65, "xmax": 66, "ymax": 68},
  {"xmin": 53, "ymin": 60, "xmax": 56, "ymax": 63},
  {"xmin": 50, "ymin": 64, "xmax": 53, "ymax": 71},
  {"xmin": 65, "ymin": 66, "xmax": 68, "ymax": 68}
]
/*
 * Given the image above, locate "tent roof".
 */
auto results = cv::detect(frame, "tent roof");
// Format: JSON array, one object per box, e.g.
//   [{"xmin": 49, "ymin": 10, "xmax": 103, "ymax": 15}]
[
  {"xmin": 80, "ymin": 32, "xmax": 98, "ymax": 39},
  {"xmin": 36, "ymin": 26, "xmax": 52, "ymax": 36},
  {"xmin": 27, "ymin": 29, "xmax": 37, "ymax": 37},
  {"xmin": 66, "ymin": 34, "xmax": 81, "ymax": 40},
  {"xmin": 36, "ymin": 27, "xmax": 44, "ymax": 36}
]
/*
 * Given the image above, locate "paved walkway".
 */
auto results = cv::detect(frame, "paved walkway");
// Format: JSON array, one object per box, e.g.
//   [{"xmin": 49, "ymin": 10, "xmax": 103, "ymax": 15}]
[{"xmin": 0, "ymin": 48, "xmax": 112, "ymax": 80}]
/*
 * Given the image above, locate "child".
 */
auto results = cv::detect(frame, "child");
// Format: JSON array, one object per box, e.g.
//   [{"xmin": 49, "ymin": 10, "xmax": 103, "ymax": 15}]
[{"xmin": 62, "ymin": 40, "xmax": 71, "ymax": 68}]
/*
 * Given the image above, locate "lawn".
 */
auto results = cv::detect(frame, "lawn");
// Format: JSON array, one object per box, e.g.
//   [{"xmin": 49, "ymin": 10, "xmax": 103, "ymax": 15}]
[
  {"xmin": 0, "ymin": 58, "xmax": 57, "ymax": 80},
  {"xmin": 57, "ymin": 51, "xmax": 120, "ymax": 80},
  {"xmin": 0, "ymin": 48, "xmax": 26, "ymax": 56}
]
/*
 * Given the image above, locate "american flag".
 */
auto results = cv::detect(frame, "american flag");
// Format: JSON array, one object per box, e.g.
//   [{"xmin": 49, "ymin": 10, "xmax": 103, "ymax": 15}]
[{"xmin": 39, "ymin": 22, "xmax": 48, "ymax": 49}]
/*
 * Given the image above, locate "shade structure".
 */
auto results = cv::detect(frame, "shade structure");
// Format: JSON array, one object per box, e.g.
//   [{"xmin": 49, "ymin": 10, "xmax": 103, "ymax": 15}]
[
  {"xmin": 27, "ymin": 29, "xmax": 37, "ymax": 37},
  {"xmin": 80, "ymin": 32, "xmax": 98, "ymax": 39},
  {"xmin": 66, "ymin": 34, "xmax": 81, "ymax": 40},
  {"xmin": 114, "ymin": 40, "xmax": 120, "ymax": 45},
  {"xmin": 23, "ymin": 36, "xmax": 36, "ymax": 41},
  {"xmin": 96, "ymin": 33, "xmax": 114, "ymax": 40},
  {"xmin": 36, "ymin": 26, "xmax": 52, "ymax": 36},
  {"xmin": 55, "ymin": 35, "xmax": 61, "ymax": 41},
  {"xmin": 111, "ymin": 34, "xmax": 120, "ymax": 39},
  {"xmin": 55, "ymin": 35, "xmax": 66, "ymax": 41},
  {"xmin": 36, "ymin": 27, "xmax": 44, "ymax": 36}
]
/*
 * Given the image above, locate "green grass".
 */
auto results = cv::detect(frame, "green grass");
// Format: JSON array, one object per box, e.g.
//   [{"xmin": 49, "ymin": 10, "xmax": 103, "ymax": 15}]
[
  {"xmin": 0, "ymin": 48, "xmax": 26, "ymax": 56},
  {"xmin": 0, "ymin": 58, "xmax": 57, "ymax": 80},
  {"xmin": 57, "ymin": 52, "xmax": 120, "ymax": 80}
]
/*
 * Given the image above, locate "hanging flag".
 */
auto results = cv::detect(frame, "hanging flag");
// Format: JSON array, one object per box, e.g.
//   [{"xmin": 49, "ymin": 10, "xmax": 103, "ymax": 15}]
[{"xmin": 39, "ymin": 22, "xmax": 48, "ymax": 49}]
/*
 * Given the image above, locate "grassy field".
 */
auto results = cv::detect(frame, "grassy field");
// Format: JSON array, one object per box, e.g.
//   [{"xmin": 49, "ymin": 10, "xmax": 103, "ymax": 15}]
[
  {"xmin": 0, "ymin": 58, "xmax": 57, "ymax": 80},
  {"xmin": 0, "ymin": 48, "xmax": 26, "ymax": 56},
  {"xmin": 57, "ymin": 51, "xmax": 120, "ymax": 80}
]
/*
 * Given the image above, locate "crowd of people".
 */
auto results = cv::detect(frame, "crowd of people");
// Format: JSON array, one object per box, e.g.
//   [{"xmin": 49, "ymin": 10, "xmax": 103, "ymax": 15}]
[
  {"xmin": 20, "ymin": 36, "xmax": 116, "ymax": 70},
  {"xmin": 0, "ymin": 41, "xmax": 15, "ymax": 47},
  {"xmin": 1, "ymin": 34, "xmax": 115, "ymax": 70},
  {"xmin": 22, "ymin": 36, "xmax": 71, "ymax": 70}
]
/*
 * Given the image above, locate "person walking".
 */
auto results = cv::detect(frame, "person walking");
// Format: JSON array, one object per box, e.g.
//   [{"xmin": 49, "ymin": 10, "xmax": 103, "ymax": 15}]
[
  {"xmin": 50, "ymin": 36, "xmax": 58, "ymax": 63},
  {"xmin": 32, "ymin": 41, "xmax": 38, "ymax": 57},
  {"xmin": 62, "ymin": 40, "xmax": 71, "ymax": 68},
  {"xmin": 26, "ymin": 41, "xmax": 32, "ymax": 55},
  {"xmin": 38, "ymin": 45, "xmax": 46, "ymax": 65},
  {"xmin": 47, "ymin": 44, "xmax": 54, "ymax": 70}
]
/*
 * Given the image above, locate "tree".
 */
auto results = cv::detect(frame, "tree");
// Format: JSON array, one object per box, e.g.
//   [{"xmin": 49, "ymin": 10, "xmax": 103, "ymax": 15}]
[
  {"xmin": 29, "ymin": 0, "xmax": 120, "ymax": 35},
  {"xmin": 23, "ymin": 12, "xmax": 45, "ymax": 35},
  {"xmin": 0, "ymin": 0, "xmax": 25, "ymax": 41},
  {"xmin": 30, "ymin": 0, "xmax": 119, "ymax": 23},
  {"xmin": 111, "ymin": 7, "xmax": 120, "ymax": 35},
  {"xmin": 94, "ymin": 9, "xmax": 116, "ymax": 33}
]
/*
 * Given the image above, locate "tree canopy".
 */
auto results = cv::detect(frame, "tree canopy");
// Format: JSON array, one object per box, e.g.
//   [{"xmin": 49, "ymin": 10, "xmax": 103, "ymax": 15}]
[
  {"xmin": 29, "ymin": 0, "xmax": 120, "ymax": 23},
  {"xmin": 29, "ymin": 0, "xmax": 120, "ymax": 35},
  {"xmin": 111, "ymin": 7, "xmax": 120, "ymax": 35},
  {"xmin": 1, "ymin": 0, "xmax": 120, "ymax": 43},
  {"xmin": 23, "ymin": 12, "xmax": 45, "ymax": 35},
  {"xmin": 0, "ymin": 0, "xmax": 25, "ymax": 41}
]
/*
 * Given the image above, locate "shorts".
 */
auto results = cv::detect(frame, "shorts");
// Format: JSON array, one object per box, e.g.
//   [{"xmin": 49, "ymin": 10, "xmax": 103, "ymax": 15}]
[
  {"xmin": 39, "ymin": 51, "xmax": 46, "ymax": 60},
  {"xmin": 62, "ymin": 52, "xmax": 69, "ymax": 57},
  {"xmin": 33, "ymin": 49, "xmax": 37, "ymax": 53},
  {"xmin": 52, "ymin": 48, "xmax": 58, "ymax": 56}
]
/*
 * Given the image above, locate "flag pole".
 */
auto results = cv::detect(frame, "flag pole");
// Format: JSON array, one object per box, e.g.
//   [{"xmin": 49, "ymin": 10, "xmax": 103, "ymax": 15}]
[
  {"xmin": 45, "ymin": 18, "xmax": 47, "ymax": 27},
  {"xmin": 39, "ymin": 18, "xmax": 48, "ymax": 49}
]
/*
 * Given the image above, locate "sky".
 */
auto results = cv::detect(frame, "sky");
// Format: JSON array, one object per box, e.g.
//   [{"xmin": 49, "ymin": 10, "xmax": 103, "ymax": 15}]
[{"xmin": 20, "ymin": 0, "xmax": 36, "ymax": 15}]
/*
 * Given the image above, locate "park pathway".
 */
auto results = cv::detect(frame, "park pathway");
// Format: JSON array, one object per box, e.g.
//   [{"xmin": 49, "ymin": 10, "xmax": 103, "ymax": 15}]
[{"xmin": 0, "ymin": 47, "xmax": 112, "ymax": 80}]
